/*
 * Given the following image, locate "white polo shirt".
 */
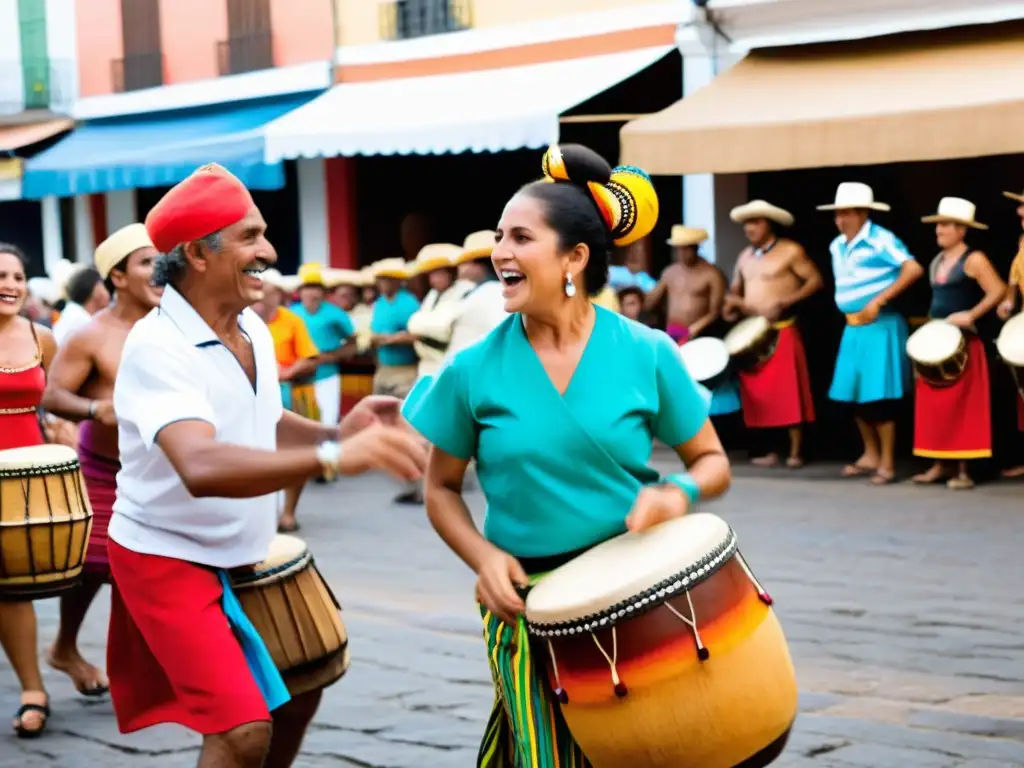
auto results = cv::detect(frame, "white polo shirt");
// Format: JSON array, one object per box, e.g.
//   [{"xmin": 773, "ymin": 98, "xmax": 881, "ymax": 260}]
[{"xmin": 110, "ymin": 285, "xmax": 282, "ymax": 568}]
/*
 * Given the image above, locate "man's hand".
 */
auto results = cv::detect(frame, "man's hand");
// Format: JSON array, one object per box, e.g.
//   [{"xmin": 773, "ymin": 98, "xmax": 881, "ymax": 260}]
[
  {"xmin": 762, "ymin": 300, "xmax": 785, "ymax": 323},
  {"xmin": 339, "ymin": 395, "xmax": 404, "ymax": 438},
  {"xmin": 335, "ymin": 424, "xmax": 427, "ymax": 482},
  {"xmin": 92, "ymin": 400, "xmax": 117, "ymax": 427},
  {"xmin": 858, "ymin": 300, "xmax": 882, "ymax": 325}
]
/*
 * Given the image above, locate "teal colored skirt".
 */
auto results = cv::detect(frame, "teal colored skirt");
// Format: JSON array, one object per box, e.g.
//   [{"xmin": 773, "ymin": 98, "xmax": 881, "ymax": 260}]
[{"xmin": 828, "ymin": 311, "xmax": 910, "ymax": 404}]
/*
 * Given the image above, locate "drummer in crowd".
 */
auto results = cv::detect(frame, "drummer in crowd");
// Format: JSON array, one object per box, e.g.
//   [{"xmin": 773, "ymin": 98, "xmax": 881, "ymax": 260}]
[
  {"xmin": 645, "ymin": 225, "xmax": 718, "ymax": 343},
  {"xmin": 104, "ymin": 164, "xmax": 426, "ymax": 767},
  {"xmin": 0, "ymin": 243, "xmax": 58, "ymax": 737},
  {"xmin": 289, "ymin": 263, "xmax": 355, "ymax": 428},
  {"xmin": 821, "ymin": 182, "xmax": 924, "ymax": 485},
  {"xmin": 997, "ymin": 188, "xmax": 1024, "ymax": 478},
  {"xmin": 403, "ymin": 145, "xmax": 731, "ymax": 764},
  {"xmin": 724, "ymin": 201, "xmax": 822, "ymax": 468},
  {"xmin": 910, "ymin": 198, "xmax": 1005, "ymax": 489},
  {"xmin": 40, "ymin": 224, "xmax": 161, "ymax": 700}
]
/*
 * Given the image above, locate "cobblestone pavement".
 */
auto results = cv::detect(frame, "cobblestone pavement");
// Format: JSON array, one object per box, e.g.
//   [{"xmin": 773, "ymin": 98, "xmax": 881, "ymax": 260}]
[{"xmin": 2, "ymin": 456, "xmax": 1022, "ymax": 767}]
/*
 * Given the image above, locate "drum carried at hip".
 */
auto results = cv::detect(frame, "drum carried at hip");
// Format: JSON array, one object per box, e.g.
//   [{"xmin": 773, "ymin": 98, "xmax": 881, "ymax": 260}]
[
  {"xmin": 678, "ymin": 337, "xmax": 731, "ymax": 391},
  {"xmin": 0, "ymin": 444, "xmax": 93, "ymax": 601},
  {"xmin": 230, "ymin": 534, "xmax": 349, "ymax": 697},
  {"xmin": 724, "ymin": 316, "xmax": 779, "ymax": 373},
  {"xmin": 906, "ymin": 320, "xmax": 968, "ymax": 387},
  {"xmin": 997, "ymin": 313, "xmax": 1024, "ymax": 397},
  {"xmin": 524, "ymin": 513, "xmax": 798, "ymax": 768}
]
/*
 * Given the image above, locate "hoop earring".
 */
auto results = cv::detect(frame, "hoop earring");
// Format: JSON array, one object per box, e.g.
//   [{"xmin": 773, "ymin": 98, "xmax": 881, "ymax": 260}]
[{"xmin": 564, "ymin": 272, "xmax": 577, "ymax": 298}]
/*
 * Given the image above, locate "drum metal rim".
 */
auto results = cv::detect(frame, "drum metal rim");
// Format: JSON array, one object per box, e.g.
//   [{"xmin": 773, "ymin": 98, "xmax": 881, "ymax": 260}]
[
  {"xmin": 0, "ymin": 460, "xmax": 81, "ymax": 479},
  {"xmin": 526, "ymin": 528, "xmax": 738, "ymax": 638},
  {"xmin": 231, "ymin": 550, "xmax": 314, "ymax": 589}
]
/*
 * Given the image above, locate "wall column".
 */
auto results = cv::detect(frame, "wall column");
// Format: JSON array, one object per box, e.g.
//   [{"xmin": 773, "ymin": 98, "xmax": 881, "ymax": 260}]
[
  {"xmin": 296, "ymin": 158, "xmax": 329, "ymax": 267},
  {"xmin": 325, "ymin": 157, "xmax": 357, "ymax": 269},
  {"xmin": 72, "ymin": 195, "xmax": 94, "ymax": 264},
  {"xmin": 105, "ymin": 189, "xmax": 138, "ymax": 233},
  {"xmin": 40, "ymin": 196, "xmax": 63, "ymax": 275}
]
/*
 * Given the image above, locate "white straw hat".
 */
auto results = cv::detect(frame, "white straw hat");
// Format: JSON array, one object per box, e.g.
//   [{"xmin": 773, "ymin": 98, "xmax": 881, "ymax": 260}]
[
  {"xmin": 816, "ymin": 182, "xmax": 890, "ymax": 212},
  {"xmin": 920, "ymin": 197, "xmax": 987, "ymax": 230}
]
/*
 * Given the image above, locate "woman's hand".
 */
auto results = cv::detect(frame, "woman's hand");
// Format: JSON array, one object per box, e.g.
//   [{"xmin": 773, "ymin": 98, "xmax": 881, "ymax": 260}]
[
  {"xmin": 945, "ymin": 311, "xmax": 974, "ymax": 329},
  {"xmin": 475, "ymin": 547, "xmax": 529, "ymax": 625},
  {"xmin": 997, "ymin": 298, "xmax": 1015, "ymax": 320},
  {"xmin": 626, "ymin": 485, "xmax": 690, "ymax": 533}
]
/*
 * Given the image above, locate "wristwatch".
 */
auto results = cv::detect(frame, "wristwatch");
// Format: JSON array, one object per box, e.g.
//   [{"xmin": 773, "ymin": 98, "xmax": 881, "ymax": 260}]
[
  {"xmin": 87, "ymin": 401, "xmax": 98, "ymax": 419},
  {"xmin": 316, "ymin": 441, "xmax": 343, "ymax": 481}
]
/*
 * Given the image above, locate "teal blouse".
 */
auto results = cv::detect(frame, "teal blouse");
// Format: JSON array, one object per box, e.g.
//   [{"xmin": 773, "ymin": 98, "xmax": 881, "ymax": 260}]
[
  {"xmin": 402, "ymin": 307, "xmax": 710, "ymax": 558},
  {"xmin": 370, "ymin": 290, "xmax": 420, "ymax": 367}
]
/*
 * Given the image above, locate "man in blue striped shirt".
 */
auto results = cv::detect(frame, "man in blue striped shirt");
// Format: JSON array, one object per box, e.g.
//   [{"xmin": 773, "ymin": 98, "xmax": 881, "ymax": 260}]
[{"xmin": 819, "ymin": 182, "xmax": 924, "ymax": 484}]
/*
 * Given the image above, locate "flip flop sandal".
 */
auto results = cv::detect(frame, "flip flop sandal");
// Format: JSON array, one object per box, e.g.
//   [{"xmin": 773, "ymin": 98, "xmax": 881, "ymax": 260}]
[
  {"xmin": 947, "ymin": 476, "xmax": 975, "ymax": 490},
  {"xmin": 277, "ymin": 521, "xmax": 300, "ymax": 533},
  {"xmin": 76, "ymin": 682, "xmax": 109, "ymax": 697},
  {"xmin": 13, "ymin": 702, "xmax": 50, "ymax": 739},
  {"xmin": 871, "ymin": 471, "xmax": 896, "ymax": 485},
  {"xmin": 841, "ymin": 463, "xmax": 875, "ymax": 478},
  {"xmin": 785, "ymin": 457, "xmax": 804, "ymax": 469}
]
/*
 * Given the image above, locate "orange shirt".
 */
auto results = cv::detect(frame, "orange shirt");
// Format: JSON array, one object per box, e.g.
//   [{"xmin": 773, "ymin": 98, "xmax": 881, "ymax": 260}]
[{"xmin": 267, "ymin": 306, "xmax": 319, "ymax": 368}]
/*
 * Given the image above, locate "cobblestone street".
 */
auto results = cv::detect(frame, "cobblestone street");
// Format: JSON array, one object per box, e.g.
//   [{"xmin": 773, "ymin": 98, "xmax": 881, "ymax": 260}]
[{"xmin": 3, "ymin": 457, "xmax": 1022, "ymax": 767}]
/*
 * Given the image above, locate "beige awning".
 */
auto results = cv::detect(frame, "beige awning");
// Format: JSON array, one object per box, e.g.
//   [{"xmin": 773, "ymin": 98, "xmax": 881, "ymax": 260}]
[
  {"xmin": 620, "ymin": 23, "xmax": 1024, "ymax": 175},
  {"xmin": 0, "ymin": 119, "xmax": 74, "ymax": 153}
]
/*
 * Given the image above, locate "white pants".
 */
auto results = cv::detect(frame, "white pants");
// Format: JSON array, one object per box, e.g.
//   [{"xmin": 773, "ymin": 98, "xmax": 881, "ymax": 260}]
[{"xmin": 314, "ymin": 374, "xmax": 341, "ymax": 425}]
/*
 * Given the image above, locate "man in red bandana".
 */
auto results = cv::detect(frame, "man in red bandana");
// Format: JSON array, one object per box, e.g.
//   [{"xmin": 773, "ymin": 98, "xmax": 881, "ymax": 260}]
[{"xmin": 107, "ymin": 164, "xmax": 427, "ymax": 767}]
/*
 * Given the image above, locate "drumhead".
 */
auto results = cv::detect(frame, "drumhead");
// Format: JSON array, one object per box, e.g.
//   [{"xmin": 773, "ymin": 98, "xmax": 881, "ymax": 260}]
[
  {"xmin": 724, "ymin": 316, "xmax": 770, "ymax": 355},
  {"xmin": 679, "ymin": 338, "xmax": 729, "ymax": 383},
  {"xmin": 255, "ymin": 534, "xmax": 308, "ymax": 572},
  {"xmin": 0, "ymin": 444, "xmax": 79, "ymax": 473},
  {"xmin": 526, "ymin": 513, "xmax": 733, "ymax": 628},
  {"xmin": 906, "ymin": 320, "xmax": 963, "ymax": 364},
  {"xmin": 997, "ymin": 313, "xmax": 1024, "ymax": 365}
]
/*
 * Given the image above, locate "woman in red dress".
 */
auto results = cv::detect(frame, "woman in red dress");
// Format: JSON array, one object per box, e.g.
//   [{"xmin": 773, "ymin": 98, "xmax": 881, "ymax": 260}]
[{"xmin": 0, "ymin": 243, "xmax": 58, "ymax": 737}]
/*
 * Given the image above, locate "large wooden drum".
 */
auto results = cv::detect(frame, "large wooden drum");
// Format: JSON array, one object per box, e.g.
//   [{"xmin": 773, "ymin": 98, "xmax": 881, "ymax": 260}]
[
  {"xmin": 679, "ymin": 337, "xmax": 731, "ymax": 391},
  {"xmin": 997, "ymin": 313, "xmax": 1024, "ymax": 395},
  {"xmin": 724, "ymin": 316, "xmax": 779, "ymax": 373},
  {"xmin": 230, "ymin": 534, "xmax": 349, "ymax": 696},
  {"xmin": 906, "ymin": 320, "xmax": 967, "ymax": 387},
  {"xmin": 525, "ymin": 513, "xmax": 798, "ymax": 768},
  {"xmin": 0, "ymin": 444, "xmax": 93, "ymax": 600}
]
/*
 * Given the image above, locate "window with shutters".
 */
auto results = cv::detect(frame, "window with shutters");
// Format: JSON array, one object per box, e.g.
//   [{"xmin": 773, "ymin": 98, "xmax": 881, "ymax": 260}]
[
  {"xmin": 218, "ymin": 0, "xmax": 274, "ymax": 76},
  {"xmin": 379, "ymin": 0, "xmax": 472, "ymax": 41},
  {"xmin": 18, "ymin": 0, "xmax": 50, "ymax": 108},
  {"xmin": 112, "ymin": 0, "xmax": 164, "ymax": 92}
]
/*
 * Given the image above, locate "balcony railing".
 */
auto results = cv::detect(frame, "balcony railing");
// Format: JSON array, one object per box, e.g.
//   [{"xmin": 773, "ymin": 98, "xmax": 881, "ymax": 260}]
[
  {"xmin": 112, "ymin": 51, "xmax": 164, "ymax": 93},
  {"xmin": 0, "ymin": 58, "xmax": 76, "ymax": 113},
  {"xmin": 379, "ymin": 0, "xmax": 472, "ymax": 41},
  {"xmin": 217, "ymin": 31, "xmax": 274, "ymax": 76}
]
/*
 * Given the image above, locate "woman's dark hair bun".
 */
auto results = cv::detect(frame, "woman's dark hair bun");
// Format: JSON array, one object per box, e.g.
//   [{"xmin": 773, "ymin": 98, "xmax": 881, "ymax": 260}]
[{"xmin": 541, "ymin": 144, "xmax": 612, "ymax": 188}]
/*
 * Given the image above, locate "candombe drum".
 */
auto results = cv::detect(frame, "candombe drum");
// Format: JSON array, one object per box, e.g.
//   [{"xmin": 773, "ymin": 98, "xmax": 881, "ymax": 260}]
[
  {"xmin": 724, "ymin": 316, "xmax": 779, "ymax": 373},
  {"xmin": 0, "ymin": 444, "xmax": 93, "ymax": 600},
  {"xmin": 679, "ymin": 337, "xmax": 731, "ymax": 391},
  {"xmin": 230, "ymin": 534, "xmax": 349, "ymax": 696},
  {"xmin": 906, "ymin": 319, "xmax": 967, "ymax": 387},
  {"xmin": 996, "ymin": 312, "xmax": 1024, "ymax": 395},
  {"xmin": 525, "ymin": 513, "xmax": 798, "ymax": 768}
]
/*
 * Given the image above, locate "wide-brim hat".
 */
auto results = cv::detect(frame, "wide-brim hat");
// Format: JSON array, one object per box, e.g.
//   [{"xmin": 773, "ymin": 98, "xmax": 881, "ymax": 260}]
[
  {"xmin": 358, "ymin": 266, "xmax": 377, "ymax": 285},
  {"xmin": 27, "ymin": 277, "xmax": 60, "ymax": 305},
  {"xmin": 323, "ymin": 268, "xmax": 368, "ymax": 289},
  {"xmin": 921, "ymin": 196, "xmax": 988, "ymax": 230},
  {"xmin": 95, "ymin": 223, "xmax": 154, "ymax": 279},
  {"xmin": 372, "ymin": 258, "xmax": 411, "ymax": 280},
  {"xmin": 1002, "ymin": 189, "xmax": 1024, "ymax": 204},
  {"xmin": 410, "ymin": 243, "xmax": 461, "ymax": 276},
  {"xmin": 730, "ymin": 200, "xmax": 794, "ymax": 228},
  {"xmin": 666, "ymin": 225, "xmax": 708, "ymax": 248},
  {"xmin": 817, "ymin": 181, "xmax": 890, "ymax": 212},
  {"xmin": 454, "ymin": 230, "xmax": 496, "ymax": 266},
  {"xmin": 298, "ymin": 262, "xmax": 324, "ymax": 287}
]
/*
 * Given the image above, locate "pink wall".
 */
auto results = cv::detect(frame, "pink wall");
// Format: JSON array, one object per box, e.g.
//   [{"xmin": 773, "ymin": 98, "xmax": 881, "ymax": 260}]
[
  {"xmin": 76, "ymin": 0, "xmax": 124, "ymax": 97},
  {"xmin": 269, "ymin": 0, "xmax": 334, "ymax": 67},
  {"xmin": 159, "ymin": 0, "xmax": 227, "ymax": 84}
]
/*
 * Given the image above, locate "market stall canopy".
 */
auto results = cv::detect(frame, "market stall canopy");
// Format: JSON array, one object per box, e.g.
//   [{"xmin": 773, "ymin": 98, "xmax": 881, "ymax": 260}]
[
  {"xmin": 620, "ymin": 22, "xmax": 1024, "ymax": 175},
  {"xmin": 21, "ymin": 93, "xmax": 318, "ymax": 199},
  {"xmin": 263, "ymin": 46, "xmax": 673, "ymax": 160},
  {"xmin": 0, "ymin": 119, "xmax": 74, "ymax": 153}
]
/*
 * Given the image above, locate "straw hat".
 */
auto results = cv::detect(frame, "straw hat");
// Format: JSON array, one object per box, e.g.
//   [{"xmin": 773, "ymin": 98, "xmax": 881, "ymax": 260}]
[
  {"xmin": 409, "ymin": 243, "xmax": 461, "ymax": 276},
  {"xmin": 323, "ymin": 268, "xmax": 367, "ymax": 289},
  {"xmin": 358, "ymin": 266, "xmax": 376, "ymax": 285},
  {"xmin": 298, "ymin": 262, "xmax": 325, "ymax": 287},
  {"xmin": 729, "ymin": 200, "xmax": 794, "ymax": 228},
  {"xmin": 277, "ymin": 274, "xmax": 302, "ymax": 294},
  {"xmin": 94, "ymin": 223, "xmax": 154, "ymax": 279},
  {"xmin": 454, "ymin": 230, "xmax": 496, "ymax": 266},
  {"xmin": 27, "ymin": 277, "xmax": 60, "ymax": 305},
  {"xmin": 816, "ymin": 182, "xmax": 890, "ymax": 212},
  {"xmin": 372, "ymin": 258, "xmax": 410, "ymax": 280},
  {"xmin": 47, "ymin": 258, "xmax": 81, "ymax": 296},
  {"xmin": 921, "ymin": 197, "xmax": 988, "ymax": 230},
  {"xmin": 1002, "ymin": 188, "xmax": 1024, "ymax": 204},
  {"xmin": 666, "ymin": 225, "xmax": 709, "ymax": 248},
  {"xmin": 259, "ymin": 268, "xmax": 284, "ymax": 289}
]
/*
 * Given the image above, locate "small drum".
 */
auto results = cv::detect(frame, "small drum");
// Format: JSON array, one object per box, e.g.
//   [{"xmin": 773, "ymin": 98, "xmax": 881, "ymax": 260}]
[
  {"xmin": 724, "ymin": 316, "xmax": 779, "ymax": 372},
  {"xmin": 679, "ymin": 337, "xmax": 731, "ymax": 391},
  {"xmin": 231, "ymin": 534, "xmax": 349, "ymax": 697},
  {"xmin": 906, "ymin": 320, "xmax": 967, "ymax": 387},
  {"xmin": 0, "ymin": 444, "xmax": 93, "ymax": 600},
  {"xmin": 525, "ymin": 513, "xmax": 797, "ymax": 768},
  {"xmin": 996, "ymin": 313, "xmax": 1024, "ymax": 396}
]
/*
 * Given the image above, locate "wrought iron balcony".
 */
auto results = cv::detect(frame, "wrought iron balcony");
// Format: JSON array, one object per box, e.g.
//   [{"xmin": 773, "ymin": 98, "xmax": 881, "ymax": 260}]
[
  {"xmin": 217, "ymin": 31, "xmax": 274, "ymax": 76},
  {"xmin": 112, "ymin": 51, "xmax": 164, "ymax": 93},
  {"xmin": 379, "ymin": 0, "xmax": 472, "ymax": 41}
]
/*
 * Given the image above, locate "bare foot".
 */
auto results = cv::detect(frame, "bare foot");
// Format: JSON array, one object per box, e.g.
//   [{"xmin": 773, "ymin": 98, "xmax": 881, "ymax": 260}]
[
  {"xmin": 871, "ymin": 469, "xmax": 896, "ymax": 485},
  {"xmin": 751, "ymin": 453, "xmax": 780, "ymax": 468},
  {"xmin": 47, "ymin": 646, "xmax": 108, "ymax": 697},
  {"xmin": 912, "ymin": 464, "xmax": 947, "ymax": 485},
  {"xmin": 1001, "ymin": 465, "xmax": 1024, "ymax": 478},
  {"xmin": 947, "ymin": 475, "xmax": 975, "ymax": 490},
  {"xmin": 841, "ymin": 460, "xmax": 877, "ymax": 477},
  {"xmin": 277, "ymin": 516, "xmax": 300, "ymax": 533},
  {"xmin": 786, "ymin": 456, "xmax": 804, "ymax": 469}
]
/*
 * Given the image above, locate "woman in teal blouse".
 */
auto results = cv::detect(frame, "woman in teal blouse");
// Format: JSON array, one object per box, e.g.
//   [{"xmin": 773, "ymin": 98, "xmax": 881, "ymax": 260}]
[{"xmin": 402, "ymin": 145, "xmax": 731, "ymax": 766}]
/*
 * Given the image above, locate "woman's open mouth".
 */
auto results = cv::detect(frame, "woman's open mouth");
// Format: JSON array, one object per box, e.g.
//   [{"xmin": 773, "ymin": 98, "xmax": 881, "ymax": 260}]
[
  {"xmin": 500, "ymin": 270, "xmax": 525, "ymax": 287},
  {"xmin": 0, "ymin": 292, "xmax": 19, "ymax": 306}
]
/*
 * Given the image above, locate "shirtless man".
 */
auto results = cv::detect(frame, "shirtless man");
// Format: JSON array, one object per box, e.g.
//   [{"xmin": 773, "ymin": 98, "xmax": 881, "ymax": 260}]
[
  {"xmin": 724, "ymin": 200, "xmax": 823, "ymax": 467},
  {"xmin": 645, "ymin": 225, "xmax": 723, "ymax": 343},
  {"xmin": 41, "ymin": 224, "xmax": 161, "ymax": 695}
]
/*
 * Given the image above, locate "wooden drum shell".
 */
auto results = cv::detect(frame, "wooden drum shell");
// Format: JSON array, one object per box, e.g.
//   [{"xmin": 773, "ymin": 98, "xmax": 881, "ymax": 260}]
[
  {"xmin": 536, "ymin": 556, "xmax": 798, "ymax": 768},
  {"xmin": 231, "ymin": 547, "xmax": 349, "ymax": 697},
  {"xmin": 726, "ymin": 323, "xmax": 780, "ymax": 374},
  {"xmin": 0, "ymin": 460, "xmax": 93, "ymax": 601},
  {"xmin": 911, "ymin": 336, "xmax": 968, "ymax": 388}
]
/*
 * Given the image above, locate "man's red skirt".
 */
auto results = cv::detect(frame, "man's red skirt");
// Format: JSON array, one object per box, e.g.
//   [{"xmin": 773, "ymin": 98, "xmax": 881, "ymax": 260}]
[
  {"xmin": 737, "ymin": 323, "xmax": 816, "ymax": 428},
  {"xmin": 913, "ymin": 335, "xmax": 992, "ymax": 459},
  {"xmin": 107, "ymin": 539, "xmax": 270, "ymax": 735}
]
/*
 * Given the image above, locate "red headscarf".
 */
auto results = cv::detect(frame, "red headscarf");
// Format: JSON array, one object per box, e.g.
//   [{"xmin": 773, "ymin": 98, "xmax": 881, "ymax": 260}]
[{"xmin": 145, "ymin": 164, "xmax": 255, "ymax": 253}]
